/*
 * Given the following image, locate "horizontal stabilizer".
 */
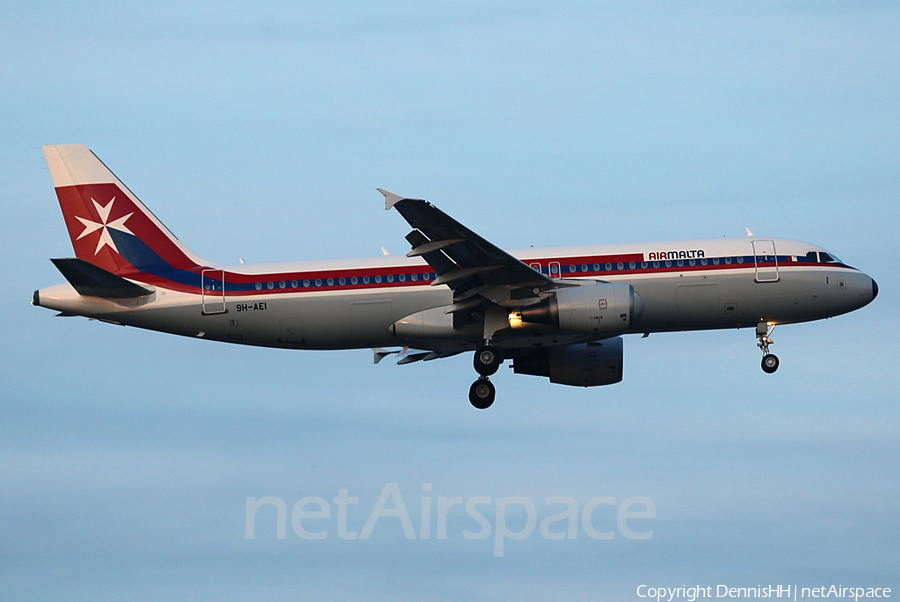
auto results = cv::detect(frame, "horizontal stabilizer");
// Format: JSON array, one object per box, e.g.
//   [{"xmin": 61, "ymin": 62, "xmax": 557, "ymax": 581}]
[{"xmin": 50, "ymin": 258, "xmax": 154, "ymax": 298}]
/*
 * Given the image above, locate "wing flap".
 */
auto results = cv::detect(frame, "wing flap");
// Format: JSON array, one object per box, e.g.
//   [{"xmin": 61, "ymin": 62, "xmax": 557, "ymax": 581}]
[
  {"xmin": 406, "ymin": 238, "xmax": 468, "ymax": 257},
  {"xmin": 432, "ymin": 265, "xmax": 504, "ymax": 287}
]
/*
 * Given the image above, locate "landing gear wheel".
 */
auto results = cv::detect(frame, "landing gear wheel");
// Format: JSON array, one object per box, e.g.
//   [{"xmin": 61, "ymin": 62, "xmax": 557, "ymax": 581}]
[
  {"xmin": 473, "ymin": 345, "xmax": 503, "ymax": 376},
  {"xmin": 761, "ymin": 354, "xmax": 780, "ymax": 374},
  {"xmin": 469, "ymin": 378, "xmax": 495, "ymax": 409}
]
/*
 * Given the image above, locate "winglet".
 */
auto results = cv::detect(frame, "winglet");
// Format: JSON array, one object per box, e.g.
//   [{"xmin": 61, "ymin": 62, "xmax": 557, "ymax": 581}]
[
  {"xmin": 378, "ymin": 188, "xmax": 405, "ymax": 210},
  {"xmin": 746, "ymin": 227, "xmax": 754, "ymax": 237}
]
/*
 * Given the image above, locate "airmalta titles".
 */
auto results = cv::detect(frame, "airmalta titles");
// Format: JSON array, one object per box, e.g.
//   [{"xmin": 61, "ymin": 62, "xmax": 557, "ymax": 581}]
[{"xmin": 645, "ymin": 249, "xmax": 706, "ymax": 261}]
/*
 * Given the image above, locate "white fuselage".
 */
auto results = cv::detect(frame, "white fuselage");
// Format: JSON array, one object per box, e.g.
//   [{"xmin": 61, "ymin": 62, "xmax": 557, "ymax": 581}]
[{"xmin": 35, "ymin": 236, "xmax": 877, "ymax": 352}]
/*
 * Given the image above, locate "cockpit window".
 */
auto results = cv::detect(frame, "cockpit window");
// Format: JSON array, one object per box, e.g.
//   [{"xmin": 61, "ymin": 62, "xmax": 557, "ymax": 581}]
[{"xmin": 807, "ymin": 251, "xmax": 843, "ymax": 264}]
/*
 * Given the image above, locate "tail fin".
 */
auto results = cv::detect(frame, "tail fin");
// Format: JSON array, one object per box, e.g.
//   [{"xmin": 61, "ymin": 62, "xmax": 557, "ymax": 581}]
[{"xmin": 43, "ymin": 144, "xmax": 208, "ymax": 278}]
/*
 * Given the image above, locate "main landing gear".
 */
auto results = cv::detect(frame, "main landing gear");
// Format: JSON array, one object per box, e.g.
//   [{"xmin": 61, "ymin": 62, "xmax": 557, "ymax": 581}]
[
  {"xmin": 468, "ymin": 345, "xmax": 503, "ymax": 409},
  {"xmin": 468, "ymin": 378, "xmax": 495, "ymax": 409},
  {"xmin": 757, "ymin": 322, "xmax": 780, "ymax": 374}
]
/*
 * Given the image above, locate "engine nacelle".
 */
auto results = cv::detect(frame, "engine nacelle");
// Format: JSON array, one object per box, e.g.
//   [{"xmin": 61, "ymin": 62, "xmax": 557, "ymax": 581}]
[
  {"xmin": 519, "ymin": 283, "xmax": 642, "ymax": 335},
  {"xmin": 513, "ymin": 338, "xmax": 624, "ymax": 387},
  {"xmin": 391, "ymin": 306, "xmax": 481, "ymax": 340}
]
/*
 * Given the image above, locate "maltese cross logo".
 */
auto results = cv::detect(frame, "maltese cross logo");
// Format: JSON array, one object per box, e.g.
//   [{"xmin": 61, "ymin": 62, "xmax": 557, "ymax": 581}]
[{"xmin": 75, "ymin": 197, "xmax": 135, "ymax": 256}]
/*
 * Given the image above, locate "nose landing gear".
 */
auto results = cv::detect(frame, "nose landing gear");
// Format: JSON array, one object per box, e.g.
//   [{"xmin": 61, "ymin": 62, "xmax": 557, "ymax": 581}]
[
  {"xmin": 757, "ymin": 322, "xmax": 779, "ymax": 374},
  {"xmin": 469, "ymin": 345, "xmax": 503, "ymax": 408}
]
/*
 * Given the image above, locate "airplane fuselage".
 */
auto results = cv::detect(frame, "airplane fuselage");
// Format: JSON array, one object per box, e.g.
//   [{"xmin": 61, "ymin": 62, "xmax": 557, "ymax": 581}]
[{"xmin": 36, "ymin": 236, "xmax": 876, "ymax": 351}]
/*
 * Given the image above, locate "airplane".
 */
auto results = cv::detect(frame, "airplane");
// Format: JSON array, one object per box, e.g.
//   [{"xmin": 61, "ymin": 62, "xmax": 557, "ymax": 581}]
[{"xmin": 33, "ymin": 144, "xmax": 878, "ymax": 409}]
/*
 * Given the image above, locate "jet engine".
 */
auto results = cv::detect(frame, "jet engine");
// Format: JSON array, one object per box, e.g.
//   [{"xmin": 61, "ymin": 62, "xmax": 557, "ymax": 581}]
[
  {"xmin": 519, "ymin": 283, "xmax": 642, "ymax": 335},
  {"xmin": 512, "ymin": 338, "xmax": 624, "ymax": 387}
]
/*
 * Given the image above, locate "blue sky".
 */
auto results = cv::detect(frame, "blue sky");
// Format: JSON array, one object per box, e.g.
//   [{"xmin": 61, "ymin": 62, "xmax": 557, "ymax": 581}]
[{"xmin": 2, "ymin": 1, "xmax": 898, "ymax": 600}]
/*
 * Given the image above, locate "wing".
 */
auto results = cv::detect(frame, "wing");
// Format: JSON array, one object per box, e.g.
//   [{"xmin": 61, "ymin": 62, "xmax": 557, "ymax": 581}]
[{"xmin": 380, "ymin": 190, "xmax": 553, "ymax": 315}]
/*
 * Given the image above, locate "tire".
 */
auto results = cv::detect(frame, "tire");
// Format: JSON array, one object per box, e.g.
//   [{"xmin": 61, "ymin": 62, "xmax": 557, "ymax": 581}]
[
  {"xmin": 468, "ymin": 379, "xmax": 495, "ymax": 409},
  {"xmin": 761, "ymin": 354, "xmax": 780, "ymax": 374},
  {"xmin": 473, "ymin": 346, "xmax": 503, "ymax": 376}
]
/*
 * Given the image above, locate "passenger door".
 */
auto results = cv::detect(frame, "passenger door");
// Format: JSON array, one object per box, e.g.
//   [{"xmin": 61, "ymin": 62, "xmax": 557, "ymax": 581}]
[{"xmin": 752, "ymin": 240, "xmax": 779, "ymax": 282}]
